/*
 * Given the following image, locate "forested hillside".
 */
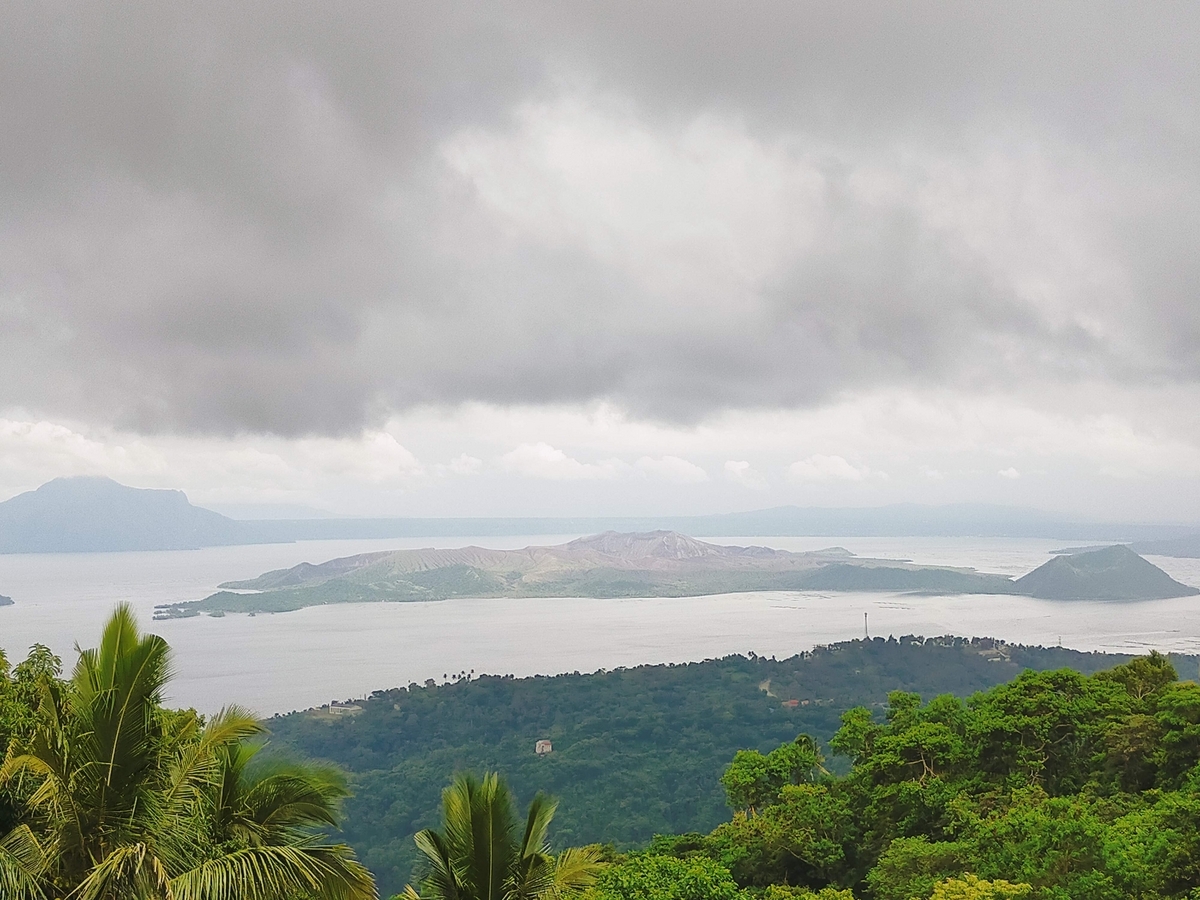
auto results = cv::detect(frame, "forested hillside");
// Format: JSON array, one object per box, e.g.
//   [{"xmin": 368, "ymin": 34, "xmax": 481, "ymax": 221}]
[
  {"xmin": 266, "ymin": 637, "xmax": 1192, "ymax": 896},
  {"xmin": 619, "ymin": 650, "xmax": 1200, "ymax": 899},
  {"xmin": 7, "ymin": 611, "xmax": 1200, "ymax": 899}
]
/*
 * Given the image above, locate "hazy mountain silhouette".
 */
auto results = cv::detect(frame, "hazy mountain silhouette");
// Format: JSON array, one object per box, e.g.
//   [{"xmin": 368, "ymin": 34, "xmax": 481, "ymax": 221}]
[
  {"xmin": 0, "ymin": 477, "xmax": 263, "ymax": 553},
  {"xmin": 239, "ymin": 504, "xmax": 1191, "ymax": 542}
]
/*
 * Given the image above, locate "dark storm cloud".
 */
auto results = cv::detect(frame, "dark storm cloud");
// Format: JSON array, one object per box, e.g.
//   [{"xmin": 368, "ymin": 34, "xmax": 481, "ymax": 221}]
[{"xmin": 1, "ymin": 1, "xmax": 1198, "ymax": 433}]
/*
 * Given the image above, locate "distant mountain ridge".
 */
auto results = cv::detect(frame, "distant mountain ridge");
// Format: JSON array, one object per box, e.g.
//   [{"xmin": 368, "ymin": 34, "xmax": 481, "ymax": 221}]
[
  {"xmin": 5, "ymin": 476, "xmax": 1200, "ymax": 553},
  {"xmin": 0, "ymin": 477, "xmax": 262, "ymax": 553},
  {"xmin": 238, "ymin": 504, "xmax": 1197, "ymax": 542}
]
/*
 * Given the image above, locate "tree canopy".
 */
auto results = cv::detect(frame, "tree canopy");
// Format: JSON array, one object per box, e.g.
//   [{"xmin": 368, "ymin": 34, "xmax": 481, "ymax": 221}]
[
  {"xmin": 0, "ymin": 603, "xmax": 376, "ymax": 900},
  {"xmin": 7, "ymin": 613, "xmax": 1200, "ymax": 900},
  {"xmin": 266, "ymin": 636, "xmax": 1164, "ymax": 895},
  {"xmin": 638, "ymin": 651, "xmax": 1200, "ymax": 899},
  {"xmin": 404, "ymin": 772, "xmax": 601, "ymax": 900}
]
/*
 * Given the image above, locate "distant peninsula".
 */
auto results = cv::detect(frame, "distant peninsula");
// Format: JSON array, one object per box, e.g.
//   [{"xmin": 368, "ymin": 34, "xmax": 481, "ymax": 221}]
[
  {"xmin": 152, "ymin": 531, "xmax": 1199, "ymax": 618},
  {"xmin": 1132, "ymin": 533, "xmax": 1200, "ymax": 559},
  {"xmin": 0, "ymin": 594, "xmax": 11, "ymax": 607},
  {"xmin": 0, "ymin": 477, "xmax": 264, "ymax": 553}
]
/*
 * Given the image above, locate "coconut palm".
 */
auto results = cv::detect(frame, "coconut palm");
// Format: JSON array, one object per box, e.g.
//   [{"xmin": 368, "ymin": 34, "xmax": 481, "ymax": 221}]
[
  {"xmin": 0, "ymin": 603, "xmax": 376, "ymax": 900},
  {"xmin": 405, "ymin": 772, "xmax": 602, "ymax": 900}
]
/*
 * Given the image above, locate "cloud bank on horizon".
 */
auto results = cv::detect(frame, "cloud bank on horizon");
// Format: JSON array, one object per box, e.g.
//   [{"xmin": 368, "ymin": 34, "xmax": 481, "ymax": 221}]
[{"xmin": 2, "ymin": 2, "xmax": 1200, "ymax": 518}]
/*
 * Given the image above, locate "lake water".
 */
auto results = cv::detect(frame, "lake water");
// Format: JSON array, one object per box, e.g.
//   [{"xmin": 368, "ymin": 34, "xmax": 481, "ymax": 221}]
[{"xmin": 2, "ymin": 534, "xmax": 1199, "ymax": 715}]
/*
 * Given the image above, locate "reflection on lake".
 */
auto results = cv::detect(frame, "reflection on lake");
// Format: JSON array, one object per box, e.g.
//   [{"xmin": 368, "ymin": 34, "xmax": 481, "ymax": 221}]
[{"xmin": 1, "ymin": 535, "xmax": 1198, "ymax": 715}]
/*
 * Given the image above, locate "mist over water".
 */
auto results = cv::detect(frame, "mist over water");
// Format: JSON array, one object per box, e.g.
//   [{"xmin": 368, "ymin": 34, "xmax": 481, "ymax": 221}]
[{"xmin": 1, "ymin": 535, "xmax": 1198, "ymax": 715}]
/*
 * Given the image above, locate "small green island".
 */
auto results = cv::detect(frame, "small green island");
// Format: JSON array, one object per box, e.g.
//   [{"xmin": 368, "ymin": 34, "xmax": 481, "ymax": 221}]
[{"xmin": 152, "ymin": 532, "xmax": 1198, "ymax": 619}]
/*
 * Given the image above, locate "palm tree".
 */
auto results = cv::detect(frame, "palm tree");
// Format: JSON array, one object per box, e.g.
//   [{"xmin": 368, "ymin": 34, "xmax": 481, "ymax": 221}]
[
  {"xmin": 0, "ymin": 603, "xmax": 376, "ymax": 900},
  {"xmin": 405, "ymin": 773, "xmax": 602, "ymax": 900}
]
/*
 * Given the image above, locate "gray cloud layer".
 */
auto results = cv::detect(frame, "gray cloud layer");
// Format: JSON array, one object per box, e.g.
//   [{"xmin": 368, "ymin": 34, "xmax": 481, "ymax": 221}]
[{"xmin": 2, "ymin": 1, "xmax": 1198, "ymax": 434}]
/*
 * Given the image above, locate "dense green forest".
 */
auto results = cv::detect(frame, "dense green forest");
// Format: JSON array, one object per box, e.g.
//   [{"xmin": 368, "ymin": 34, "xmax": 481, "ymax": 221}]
[
  {"xmin": 619, "ymin": 649, "xmax": 1200, "ymax": 899},
  {"xmin": 390, "ymin": 645, "xmax": 1200, "ymax": 900},
  {"xmin": 267, "ymin": 637, "xmax": 1196, "ymax": 896},
  {"xmin": 7, "ymin": 611, "xmax": 1200, "ymax": 900}
]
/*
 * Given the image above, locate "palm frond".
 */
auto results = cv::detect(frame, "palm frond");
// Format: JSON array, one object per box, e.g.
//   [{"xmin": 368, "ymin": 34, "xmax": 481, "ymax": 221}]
[
  {"xmin": 0, "ymin": 825, "xmax": 48, "ymax": 900},
  {"xmin": 517, "ymin": 793, "xmax": 557, "ymax": 861},
  {"xmin": 199, "ymin": 706, "xmax": 263, "ymax": 749},
  {"xmin": 160, "ymin": 707, "xmax": 264, "ymax": 820},
  {"xmin": 413, "ymin": 828, "xmax": 462, "ymax": 900},
  {"xmin": 416, "ymin": 773, "xmax": 584, "ymax": 900},
  {"xmin": 463, "ymin": 773, "xmax": 518, "ymax": 900},
  {"xmin": 169, "ymin": 841, "xmax": 377, "ymax": 900},
  {"xmin": 549, "ymin": 846, "xmax": 605, "ymax": 898},
  {"xmin": 71, "ymin": 841, "xmax": 172, "ymax": 900},
  {"xmin": 0, "ymin": 606, "xmax": 380, "ymax": 900},
  {"xmin": 71, "ymin": 603, "xmax": 175, "ymax": 832},
  {"xmin": 3, "ymin": 750, "xmax": 81, "ymax": 842},
  {"xmin": 237, "ymin": 763, "xmax": 348, "ymax": 832}
]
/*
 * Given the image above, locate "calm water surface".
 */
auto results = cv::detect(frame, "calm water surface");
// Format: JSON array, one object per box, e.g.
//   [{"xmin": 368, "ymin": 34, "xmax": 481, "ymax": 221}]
[{"xmin": 1, "ymin": 534, "xmax": 1198, "ymax": 715}]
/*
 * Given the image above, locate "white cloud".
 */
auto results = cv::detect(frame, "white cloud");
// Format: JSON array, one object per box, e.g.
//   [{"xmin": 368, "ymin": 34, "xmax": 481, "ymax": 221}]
[
  {"xmin": 442, "ymin": 453, "xmax": 483, "ymax": 476},
  {"xmin": 998, "ymin": 467, "xmax": 1021, "ymax": 479},
  {"xmin": 0, "ymin": 418, "xmax": 166, "ymax": 485},
  {"xmin": 442, "ymin": 97, "xmax": 823, "ymax": 310},
  {"xmin": 0, "ymin": 419, "xmax": 429, "ymax": 508},
  {"xmin": 635, "ymin": 455, "xmax": 709, "ymax": 483},
  {"xmin": 724, "ymin": 460, "xmax": 767, "ymax": 490},
  {"xmin": 786, "ymin": 454, "xmax": 882, "ymax": 484},
  {"xmin": 499, "ymin": 442, "xmax": 621, "ymax": 480},
  {"xmin": 7, "ymin": 379, "xmax": 1200, "ymax": 519},
  {"xmin": 292, "ymin": 432, "xmax": 424, "ymax": 483}
]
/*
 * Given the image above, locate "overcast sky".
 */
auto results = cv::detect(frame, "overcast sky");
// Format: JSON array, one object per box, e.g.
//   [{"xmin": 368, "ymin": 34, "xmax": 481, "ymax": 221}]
[{"xmin": 2, "ymin": 1, "xmax": 1200, "ymax": 519}]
